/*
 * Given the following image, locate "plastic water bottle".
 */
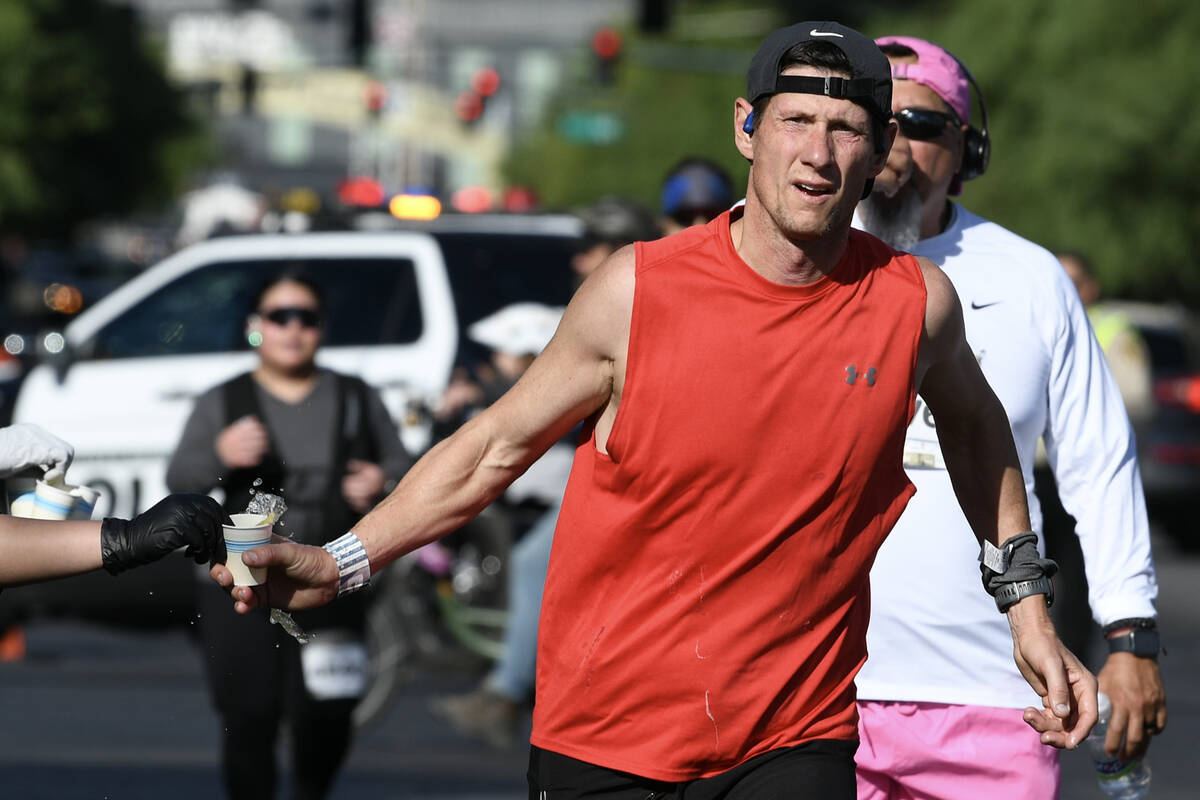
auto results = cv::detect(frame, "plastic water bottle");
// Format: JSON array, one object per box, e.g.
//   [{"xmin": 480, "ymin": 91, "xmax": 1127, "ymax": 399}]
[{"xmin": 1087, "ymin": 692, "xmax": 1152, "ymax": 798}]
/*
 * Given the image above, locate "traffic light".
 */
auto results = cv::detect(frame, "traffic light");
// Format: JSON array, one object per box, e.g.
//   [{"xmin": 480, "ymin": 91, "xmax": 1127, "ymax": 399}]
[
  {"xmin": 364, "ymin": 79, "xmax": 387, "ymax": 121},
  {"xmin": 592, "ymin": 28, "xmax": 622, "ymax": 86},
  {"xmin": 456, "ymin": 68, "xmax": 500, "ymax": 129},
  {"xmin": 472, "ymin": 67, "xmax": 500, "ymax": 99},
  {"xmin": 455, "ymin": 91, "xmax": 485, "ymax": 127}
]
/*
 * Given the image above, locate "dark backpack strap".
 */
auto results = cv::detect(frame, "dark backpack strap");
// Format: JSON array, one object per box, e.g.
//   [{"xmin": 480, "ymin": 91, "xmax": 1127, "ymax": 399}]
[
  {"xmin": 335, "ymin": 374, "xmax": 379, "ymax": 464},
  {"xmin": 221, "ymin": 372, "xmax": 285, "ymax": 515},
  {"xmin": 223, "ymin": 372, "xmax": 259, "ymax": 424},
  {"xmin": 321, "ymin": 374, "xmax": 381, "ymax": 537}
]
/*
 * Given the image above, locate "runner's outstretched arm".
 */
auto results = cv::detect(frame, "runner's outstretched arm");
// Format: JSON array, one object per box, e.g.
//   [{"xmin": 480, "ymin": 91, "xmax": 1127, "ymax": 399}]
[
  {"xmin": 914, "ymin": 257, "xmax": 1098, "ymax": 750},
  {"xmin": 214, "ymin": 247, "xmax": 636, "ymax": 613}
]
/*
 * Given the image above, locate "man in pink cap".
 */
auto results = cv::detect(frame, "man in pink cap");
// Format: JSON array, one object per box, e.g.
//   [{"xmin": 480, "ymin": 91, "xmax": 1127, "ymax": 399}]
[{"xmin": 853, "ymin": 35, "xmax": 1167, "ymax": 799}]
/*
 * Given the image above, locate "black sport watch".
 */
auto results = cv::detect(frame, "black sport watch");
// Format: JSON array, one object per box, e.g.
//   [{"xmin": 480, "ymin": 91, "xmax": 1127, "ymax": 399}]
[
  {"xmin": 993, "ymin": 576, "xmax": 1054, "ymax": 613},
  {"xmin": 1107, "ymin": 627, "xmax": 1161, "ymax": 659}
]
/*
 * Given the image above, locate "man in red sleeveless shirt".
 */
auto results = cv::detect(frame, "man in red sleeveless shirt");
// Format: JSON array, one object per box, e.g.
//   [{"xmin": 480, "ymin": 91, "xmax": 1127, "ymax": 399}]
[{"xmin": 215, "ymin": 21, "xmax": 1097, "ymax": 799}]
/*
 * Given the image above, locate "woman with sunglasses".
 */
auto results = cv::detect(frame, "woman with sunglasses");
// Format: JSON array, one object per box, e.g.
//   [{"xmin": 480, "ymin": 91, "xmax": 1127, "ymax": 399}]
[{"xmin": 166, "ymin": 269, "xmax": 413, "ymax": 800}]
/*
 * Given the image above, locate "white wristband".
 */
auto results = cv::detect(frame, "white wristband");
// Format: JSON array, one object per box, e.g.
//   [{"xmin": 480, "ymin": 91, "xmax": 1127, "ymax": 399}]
[{"xmin": 323, "ymin": 532, "xmax": 371, "ymax": 596}]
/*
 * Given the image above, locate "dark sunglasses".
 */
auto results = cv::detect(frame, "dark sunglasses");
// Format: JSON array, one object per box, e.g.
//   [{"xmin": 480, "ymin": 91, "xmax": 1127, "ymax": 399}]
[
  {"xmin": 260, "ymin": 307, "xmax": 321, "ymax": 328},
  {"xmin": 893, "ymin": 107, "xmax": 960, "ymax": 141}
]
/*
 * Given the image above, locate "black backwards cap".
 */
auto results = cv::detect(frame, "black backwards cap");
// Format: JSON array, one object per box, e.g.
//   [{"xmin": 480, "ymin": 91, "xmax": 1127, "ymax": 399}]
[{"xmin": 747, "ymin": 21, "xmax": 893, "ymax": 121}]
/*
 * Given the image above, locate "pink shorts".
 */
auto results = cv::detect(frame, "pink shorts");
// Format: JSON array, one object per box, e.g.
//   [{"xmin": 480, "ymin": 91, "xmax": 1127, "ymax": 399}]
[{"xmin": 856, "ymin": 700, "xmax": 1060, "ymax": 800}]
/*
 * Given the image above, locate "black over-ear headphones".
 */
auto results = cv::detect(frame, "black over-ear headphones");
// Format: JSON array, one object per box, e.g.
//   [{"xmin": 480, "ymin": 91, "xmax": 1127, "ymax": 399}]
[{"xmin": 949, "ymin": 52, "xmax": 990, "ymax": 182}]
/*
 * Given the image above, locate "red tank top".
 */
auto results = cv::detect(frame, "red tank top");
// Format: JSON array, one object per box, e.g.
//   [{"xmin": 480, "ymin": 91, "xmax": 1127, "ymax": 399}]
[{"xmin": 530, "ymin": 211, "xmax": 927, "ymax": 781}]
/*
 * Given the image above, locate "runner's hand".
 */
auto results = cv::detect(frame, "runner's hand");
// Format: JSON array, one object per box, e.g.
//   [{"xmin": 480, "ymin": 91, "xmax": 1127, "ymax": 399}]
[
  {"xmin": 1008, "ymin": 596, "xmax": 1098, "ymax": 748},
  {"xmin": 210, "ymin": 537, "xmax": 339, "ymax": 613}
]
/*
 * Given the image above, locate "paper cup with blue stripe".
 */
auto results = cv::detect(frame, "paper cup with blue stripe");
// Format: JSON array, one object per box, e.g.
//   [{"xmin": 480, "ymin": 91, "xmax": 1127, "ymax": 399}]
[
  {"xmin": 10, "ymin": 492, "xmax": 35, "ymax": 518},
  {"xmin": 223, "ymin": 513, "xmax": 273, "ymax": 586},
  {"xmin": 30, "ymin": 480, "xmax": 78, "ymax": 520},
  {"xmin": 69, "ymin": 484, "xmax": 100, "ymax": 520}
]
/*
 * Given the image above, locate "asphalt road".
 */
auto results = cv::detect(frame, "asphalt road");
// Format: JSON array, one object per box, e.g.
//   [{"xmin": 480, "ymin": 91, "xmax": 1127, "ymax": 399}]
[
  {"xmin": 0, "ymin": 620, "xmax": 528, "ymax": 800},
  {"xmin": 0, "ymin": 528, "xmax": 1195, "ymax": 799}
]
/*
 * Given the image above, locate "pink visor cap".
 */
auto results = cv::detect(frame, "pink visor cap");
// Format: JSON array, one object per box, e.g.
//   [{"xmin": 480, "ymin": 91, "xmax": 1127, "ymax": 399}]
[{"xmin": 874, "ymin": 35, "xmax": 969, "ymax": 122}]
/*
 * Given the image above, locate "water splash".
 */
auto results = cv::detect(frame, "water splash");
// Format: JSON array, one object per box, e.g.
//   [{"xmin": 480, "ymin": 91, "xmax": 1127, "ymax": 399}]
[
  {"xmin": 245, "ymin": 490, "xmax": 288, "ymax": 527},
  {"xmin": 241, "ymin": 492, "xmax": 313, "ymax": 645},
  {"xmin": 270, "ymin": 607, "xmax": 313, "ymax": 644}
]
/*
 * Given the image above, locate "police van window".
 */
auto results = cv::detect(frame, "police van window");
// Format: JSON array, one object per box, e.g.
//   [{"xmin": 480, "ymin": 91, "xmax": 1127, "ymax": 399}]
[
  {"xmin": 88, "ymin": 258, "xmax": 423, "ymax": 359},
  {"xmin": 433, "ymin": 232, "xmax": 577, "ymax": 368}
]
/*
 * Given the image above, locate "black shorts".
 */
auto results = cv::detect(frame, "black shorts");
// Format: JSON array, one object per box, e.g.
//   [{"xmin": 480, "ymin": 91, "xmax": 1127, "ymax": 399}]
[{"xmin": 527, "ymin": 740, "xmax": 858, "ymax": 800}]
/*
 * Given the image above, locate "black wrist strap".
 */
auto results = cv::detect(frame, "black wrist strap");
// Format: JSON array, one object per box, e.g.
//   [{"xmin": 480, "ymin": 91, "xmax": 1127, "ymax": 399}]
[
  {"xmin": 979, "ymin": 532, "xmax": 1058, "ymax": 598},
  {"xmin": 1107, "ymin": 627, "xmax": 1161, "ymax": 659},
  {"xmin": 994, "ymin": 576, "xmax": 1054, "ymax": 613},
  {"xmin": 1102, "ymin": 617, "xmax": 1157, "ymax": 636}
]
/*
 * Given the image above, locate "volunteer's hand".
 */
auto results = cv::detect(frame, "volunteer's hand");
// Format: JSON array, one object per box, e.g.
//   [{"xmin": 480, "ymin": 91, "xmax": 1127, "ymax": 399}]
[
  {"xmin": 216, "ymin": 415, "xmax": 270, "ymax": 469},
  {"xmin": 100, "ymin": 494, "xmax": 229, "ymax": 575},
  {"xmin": 342, "ymin": 459, "xmax": 386, "ymax": 513},
  {"xmin": 0, "ymin": 423, "xmax": 74, "ymax": 481},
  {"xmin": 1008, "ymin": 597, "xmax": 1098, "ymax": 749},
  {"xmin": 210, "ymin": 538, "xmax": 339, "ymax": 613},
  {"xmin": 1097, "ymin": 652, "xmax": 1167, "ymax": 761}
]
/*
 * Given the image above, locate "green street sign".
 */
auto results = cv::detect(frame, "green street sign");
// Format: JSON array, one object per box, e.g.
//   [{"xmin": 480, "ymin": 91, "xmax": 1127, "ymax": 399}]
[{"xmin": 557, "ymin": 110, "xmax": 625, "ymax": 144}]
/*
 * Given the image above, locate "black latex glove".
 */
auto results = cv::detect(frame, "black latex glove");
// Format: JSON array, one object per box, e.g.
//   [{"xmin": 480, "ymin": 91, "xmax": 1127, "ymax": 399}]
[{"xmin": 100, "ymin": 494, "xmax": 230, "ymax": 576}]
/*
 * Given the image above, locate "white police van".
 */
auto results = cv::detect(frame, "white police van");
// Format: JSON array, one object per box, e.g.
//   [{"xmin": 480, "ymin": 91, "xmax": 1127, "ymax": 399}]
[{"xmin": 11, "ymin": 215, "xmax": 582, "ymax": 520}]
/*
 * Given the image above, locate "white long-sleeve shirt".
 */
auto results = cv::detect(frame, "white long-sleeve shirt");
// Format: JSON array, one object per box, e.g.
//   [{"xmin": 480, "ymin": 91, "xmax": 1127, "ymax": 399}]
[{"xmin": 855, "ymin": 204, "xmax": 1158, "ymax": 708}]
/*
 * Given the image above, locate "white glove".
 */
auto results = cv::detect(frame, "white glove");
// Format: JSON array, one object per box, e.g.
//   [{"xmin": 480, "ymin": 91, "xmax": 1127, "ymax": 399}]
[{"xmin": 0, "ymin": 423, "xmax": 75, "ymax": 481}]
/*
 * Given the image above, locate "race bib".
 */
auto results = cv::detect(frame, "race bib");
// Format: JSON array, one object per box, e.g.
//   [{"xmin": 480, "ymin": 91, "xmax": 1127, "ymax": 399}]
[
  {"xmin": 300, "ymin": 635, "xmax": 369, "ymax": 700},
  {"xmin": 902, "ymin": 437, "xmax": 946, "ymax": 470}
]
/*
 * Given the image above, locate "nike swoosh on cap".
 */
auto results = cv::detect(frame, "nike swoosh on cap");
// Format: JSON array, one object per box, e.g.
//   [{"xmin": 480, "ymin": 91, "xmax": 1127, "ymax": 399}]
[
  {"xmin": 971, "ymin": 300, "xmax": 1003, "ymax": 310},
  {"xmin": 810, "ymin": 29, "xmax": 844, "ymax": 37}
]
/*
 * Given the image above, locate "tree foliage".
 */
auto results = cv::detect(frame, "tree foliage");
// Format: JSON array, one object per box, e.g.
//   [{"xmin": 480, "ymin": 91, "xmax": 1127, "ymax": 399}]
[
  {"xmin": 504, "ymin": 38, "xmax": 752, "ymax": 218},
  {"xmin": 506, "ymin": 0, "xmax": 1200, "ymax": 302},
  {"xmin": 861, "ymin": 0, "xmax": 1200, "ymax": 301},
  {"xmin": 0, "ymin": 0, "xmax": 208, "ymax": 239}
]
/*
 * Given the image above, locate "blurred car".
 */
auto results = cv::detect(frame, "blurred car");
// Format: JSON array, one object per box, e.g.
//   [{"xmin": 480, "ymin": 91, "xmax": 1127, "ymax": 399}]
[
  {"xmin": 0, "ymin": 213, "xmax": 582, "ymax": 631},
  {"xmin": 0, "ymin": 245, "xmax": 146, "ymax": 424},
  {"xmin": 1107, "ymin": 301, "xmax": 1200, "ymax": 546}
]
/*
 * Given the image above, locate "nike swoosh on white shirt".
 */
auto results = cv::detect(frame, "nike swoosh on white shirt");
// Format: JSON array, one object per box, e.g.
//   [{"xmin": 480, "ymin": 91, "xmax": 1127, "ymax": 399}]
[{"xmin": 810, "ymin": 29, "xmax": 844, "ymax": 37}]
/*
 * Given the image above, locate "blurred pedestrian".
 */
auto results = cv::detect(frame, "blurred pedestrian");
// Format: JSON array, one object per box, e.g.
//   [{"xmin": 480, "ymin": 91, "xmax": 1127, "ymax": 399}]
[
  {"xmin": 431, "ymin": 197, "xmax": 658, "ymax": 749},
  {"xmin": 216, "ymin": 22, "xmax": 1094, "ymax": 797},
  {"xmin": 658, "ymin": 156, "xmax": 735, "ymax": 235},
  {"xmin": 1059, "ymin": 250, "xmax": 1154, "ymax": 430},
  {"xmin": 571, "ymin": 195, "xmax": 661, "ymax": 283},
  {"xmin": 852, "ymin": 35, "xmax": 1163, "ymax": 800},
  {"xmin": 166, "ymin": 270, "xmax": 412, "ymax": 800},
  {"xmin": 432, "ymin": 304, "xmax": 564, "ymax": 438}
]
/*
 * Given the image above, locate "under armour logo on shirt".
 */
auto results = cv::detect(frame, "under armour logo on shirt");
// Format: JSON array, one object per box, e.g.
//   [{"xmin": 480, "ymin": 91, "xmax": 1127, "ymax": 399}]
[{"xmin": 845, "ymin": 365, "xmax": 877, "ymax": 386}]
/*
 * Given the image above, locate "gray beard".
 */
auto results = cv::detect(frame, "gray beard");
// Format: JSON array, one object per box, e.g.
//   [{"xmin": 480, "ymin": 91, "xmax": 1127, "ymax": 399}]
[{"xmin": 858, "ymin": 188, "xmax": 923, "ymax": 252}]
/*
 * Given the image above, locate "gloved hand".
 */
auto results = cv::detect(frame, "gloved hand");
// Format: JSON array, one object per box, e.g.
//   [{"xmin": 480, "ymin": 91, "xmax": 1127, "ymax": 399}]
[
  {"xmin": 0, "ymin": 423, "xmax": 74, "ymax": 481},
  {"xmin": 100, "ymin": 494, "xmax": 230, "ymax": 576}
]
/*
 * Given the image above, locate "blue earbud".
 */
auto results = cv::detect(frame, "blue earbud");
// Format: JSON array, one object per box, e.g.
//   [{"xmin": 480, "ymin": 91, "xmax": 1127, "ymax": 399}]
[{"xmin": 742, "ymin": 110, "xmax": 755, "ymax": 135}]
